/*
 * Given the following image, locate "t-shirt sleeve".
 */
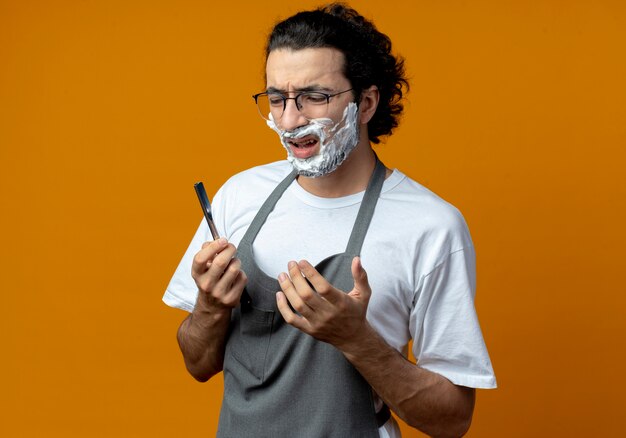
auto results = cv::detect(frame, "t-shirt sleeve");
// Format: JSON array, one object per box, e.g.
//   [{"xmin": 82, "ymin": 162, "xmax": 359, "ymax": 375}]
[
  {"xmin": 410, "ymin": 246, "xmax": 497, "ymax": 389},
  {"xmin": 162, "ymin": 185, "xmax": 229, "ymax": 313},
  {"xmin": 162, "ymin": 219, "xmax": 210, "ymax": 312}
]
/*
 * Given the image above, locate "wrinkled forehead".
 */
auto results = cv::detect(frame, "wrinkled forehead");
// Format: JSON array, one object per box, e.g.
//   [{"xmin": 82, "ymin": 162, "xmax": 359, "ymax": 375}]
[{"xmin": 265, "ymin": 47, "xmax": 348, "ymax": 91}]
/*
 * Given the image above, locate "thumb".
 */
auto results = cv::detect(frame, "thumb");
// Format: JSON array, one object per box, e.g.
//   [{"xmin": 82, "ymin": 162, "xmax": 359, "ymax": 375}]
[{"xmin": 351, "ymin": 256, "xmax": 371, "ymax": 297}]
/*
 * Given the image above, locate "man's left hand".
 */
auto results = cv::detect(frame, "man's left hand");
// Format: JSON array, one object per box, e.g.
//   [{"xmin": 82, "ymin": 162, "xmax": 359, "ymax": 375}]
[{"xmin": 276, "ymin": 256, "xmax": 371, "ymax": 348}]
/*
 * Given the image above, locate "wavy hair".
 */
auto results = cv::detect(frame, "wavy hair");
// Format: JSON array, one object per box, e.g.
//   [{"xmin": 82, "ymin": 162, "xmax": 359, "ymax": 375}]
[{"xmin": 266, "ymin": 3, "xmax": 409, "ymax": 144}]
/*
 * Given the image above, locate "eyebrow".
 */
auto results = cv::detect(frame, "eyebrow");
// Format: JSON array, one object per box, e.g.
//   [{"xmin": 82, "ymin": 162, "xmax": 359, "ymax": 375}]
[{"xmin": 266, "ymin": 84, "xmax": 334, "ymax": 94}]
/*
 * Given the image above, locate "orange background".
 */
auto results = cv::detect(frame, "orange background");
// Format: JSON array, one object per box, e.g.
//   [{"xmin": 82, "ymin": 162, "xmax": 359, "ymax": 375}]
[{"xmin": 2, "ymin": 1, "xmax": 625, "ymax": 436}]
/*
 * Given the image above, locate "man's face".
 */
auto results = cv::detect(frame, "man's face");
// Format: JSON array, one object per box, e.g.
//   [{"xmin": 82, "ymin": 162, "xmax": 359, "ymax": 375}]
[{"xmin": 264, "ymin": 47, "xmax": 360, "ymax": 177}]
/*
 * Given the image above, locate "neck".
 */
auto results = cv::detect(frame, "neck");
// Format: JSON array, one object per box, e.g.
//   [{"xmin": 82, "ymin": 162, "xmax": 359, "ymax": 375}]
[{"xmin": 296, "ymin": 132, "xmax": 378, "ymax": 198}]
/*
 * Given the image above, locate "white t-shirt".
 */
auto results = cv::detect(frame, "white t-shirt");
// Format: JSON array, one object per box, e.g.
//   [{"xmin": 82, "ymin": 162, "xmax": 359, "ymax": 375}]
[{"xmin": 164, "ymin": 160, "xmax": 496, "ymax": 437}]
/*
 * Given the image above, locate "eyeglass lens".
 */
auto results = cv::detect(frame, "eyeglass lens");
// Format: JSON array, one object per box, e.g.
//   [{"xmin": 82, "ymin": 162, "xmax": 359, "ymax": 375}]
[{"xmin": 255, "ymin": 92, "xmax": 330, "ymax": 121}]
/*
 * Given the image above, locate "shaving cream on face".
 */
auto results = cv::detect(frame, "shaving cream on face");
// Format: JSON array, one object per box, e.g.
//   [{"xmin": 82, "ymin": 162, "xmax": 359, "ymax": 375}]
[{"xmin": 266, "ymin": 102, "xmax": 360, "ymax": 177}]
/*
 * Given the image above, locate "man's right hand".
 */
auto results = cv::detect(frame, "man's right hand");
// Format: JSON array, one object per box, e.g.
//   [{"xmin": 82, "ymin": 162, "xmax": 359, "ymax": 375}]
[
  {"xmin": 178, "ymin": 238, "xmax": 247, "ymax": 382},
  {"xmin": 191, "ymin": 238, "xmax": 247, "ymax": 311}
]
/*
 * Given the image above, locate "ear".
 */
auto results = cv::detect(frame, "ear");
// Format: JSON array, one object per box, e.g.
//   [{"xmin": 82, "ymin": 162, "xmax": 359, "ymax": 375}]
[{"xmin": 358, "ymin": 85, "xmax": 379, "ymax": 125}]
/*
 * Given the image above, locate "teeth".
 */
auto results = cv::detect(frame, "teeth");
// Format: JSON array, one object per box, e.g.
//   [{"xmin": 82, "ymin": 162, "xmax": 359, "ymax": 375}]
[{"xmin": 292, "ymin": 139, "xmax": 316, "ymax": 148}]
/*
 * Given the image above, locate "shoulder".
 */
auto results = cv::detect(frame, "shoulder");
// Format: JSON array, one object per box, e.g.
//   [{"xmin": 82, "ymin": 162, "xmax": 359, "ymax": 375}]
[
  {"xmin": 379, "ymin": 169, "xmax": 472, "ymax": 247},
  {"xmin": 363, "ymin": 169, "xmax": 474, "ymax": 281}
]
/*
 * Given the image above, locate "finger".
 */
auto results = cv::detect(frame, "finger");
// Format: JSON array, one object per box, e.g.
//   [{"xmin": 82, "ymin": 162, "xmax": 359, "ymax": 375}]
[
  {"xmin": 222, "ymin": 270, "xmax": 247, "ymax": 307},
  {"xmin": 350, "ymin": 256, "xmax": 371, "ymax": 298},
  {"xmin": 297, "ymin": 260, "xmax": 342, "ymax": 305},
  {"xmin": 276, "ymin": 291, "xmax": 308, "ymax": 330},
  {"xmin": 287, "ymin": 261, "xmax": 323, "ymax": 309},
  {"xmin": 200, "ymin": 240, "xmax": 217, "ymax": 269},
  {"xmin": 205, "ymin": 244, "xmax": 238, "ymax": 285},
  {"xmin": 232, "ymin": 269, "xmax": 247, "ymax": 291},
  {"xmin": 213, "ymin": 257, "xmax": 243, "ymax": 294},
  {"xmin": 278, "ymin": 270, "xmax": 313, "ymax": 316},
  {"xmin": 193, "ymin": 238, "xmax": 228, "ymax": 270}
]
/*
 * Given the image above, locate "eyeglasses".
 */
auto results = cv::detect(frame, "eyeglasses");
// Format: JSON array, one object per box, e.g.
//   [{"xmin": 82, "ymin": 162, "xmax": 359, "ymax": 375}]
[{"xmin": 252, "ymin": 89, "xmax": 353, "ymax": 121}]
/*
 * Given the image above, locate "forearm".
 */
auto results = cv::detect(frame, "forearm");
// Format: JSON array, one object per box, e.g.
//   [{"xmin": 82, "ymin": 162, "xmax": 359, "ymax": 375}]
[
  {"xmin": 177, "ymin": 300, "xmax": 231, "ymax": 382},
  {"xmin": 177, "ymin": 239, "xmax": 246, "ymax": 382},
  {"xmin": 339, "ymin": 324, "xmax": 475, "ymax": 437}
]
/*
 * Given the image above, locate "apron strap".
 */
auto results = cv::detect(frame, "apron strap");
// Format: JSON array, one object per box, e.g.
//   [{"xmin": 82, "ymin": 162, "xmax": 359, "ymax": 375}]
[
  {"xmin": 239, "ymin": 168, "xmax": 298, "ymax": 245},
  {"xmin": 345, "ymin": 156, "xmax": 386, "ymax": 256}
]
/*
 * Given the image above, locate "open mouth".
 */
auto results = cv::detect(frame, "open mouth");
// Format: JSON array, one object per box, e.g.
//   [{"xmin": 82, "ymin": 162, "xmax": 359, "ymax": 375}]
[
  {"xmin": 288, "ymin": 137, "xmax": 318, "ymax": 149},
  {"xmin": 286, "ymin": 135, "xmax": 320, "ymax": 159}
]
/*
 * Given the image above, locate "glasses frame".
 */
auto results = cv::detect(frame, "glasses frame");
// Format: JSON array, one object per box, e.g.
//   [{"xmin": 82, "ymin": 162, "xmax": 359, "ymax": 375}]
[{"xmin": 252, "ymin": 88, "xmax": 354, "ymax": 120}]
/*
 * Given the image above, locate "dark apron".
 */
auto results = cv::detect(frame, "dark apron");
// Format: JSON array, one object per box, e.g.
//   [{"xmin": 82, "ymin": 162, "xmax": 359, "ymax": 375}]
[{"xmin": 217, "ymin": 158, "xmax": 390, "ymax": 438}]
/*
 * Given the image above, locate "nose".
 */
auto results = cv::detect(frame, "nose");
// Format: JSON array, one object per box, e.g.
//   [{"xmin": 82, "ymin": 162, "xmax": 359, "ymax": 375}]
[{"xmin": 278, "ymin": 98, "xmax": 309, "ymax": 132}]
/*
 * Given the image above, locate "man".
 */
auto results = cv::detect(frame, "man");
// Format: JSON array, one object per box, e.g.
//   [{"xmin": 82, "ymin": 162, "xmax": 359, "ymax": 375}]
[{"xmin": 164, "ymin": 4, "xmax": 496, "ymax": 437}]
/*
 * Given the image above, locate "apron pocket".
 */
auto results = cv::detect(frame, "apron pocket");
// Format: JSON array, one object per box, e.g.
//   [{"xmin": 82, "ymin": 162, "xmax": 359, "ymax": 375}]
[{"xmin": 228, "ymin": 303, "xmax": 274, "ymax": 382}]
